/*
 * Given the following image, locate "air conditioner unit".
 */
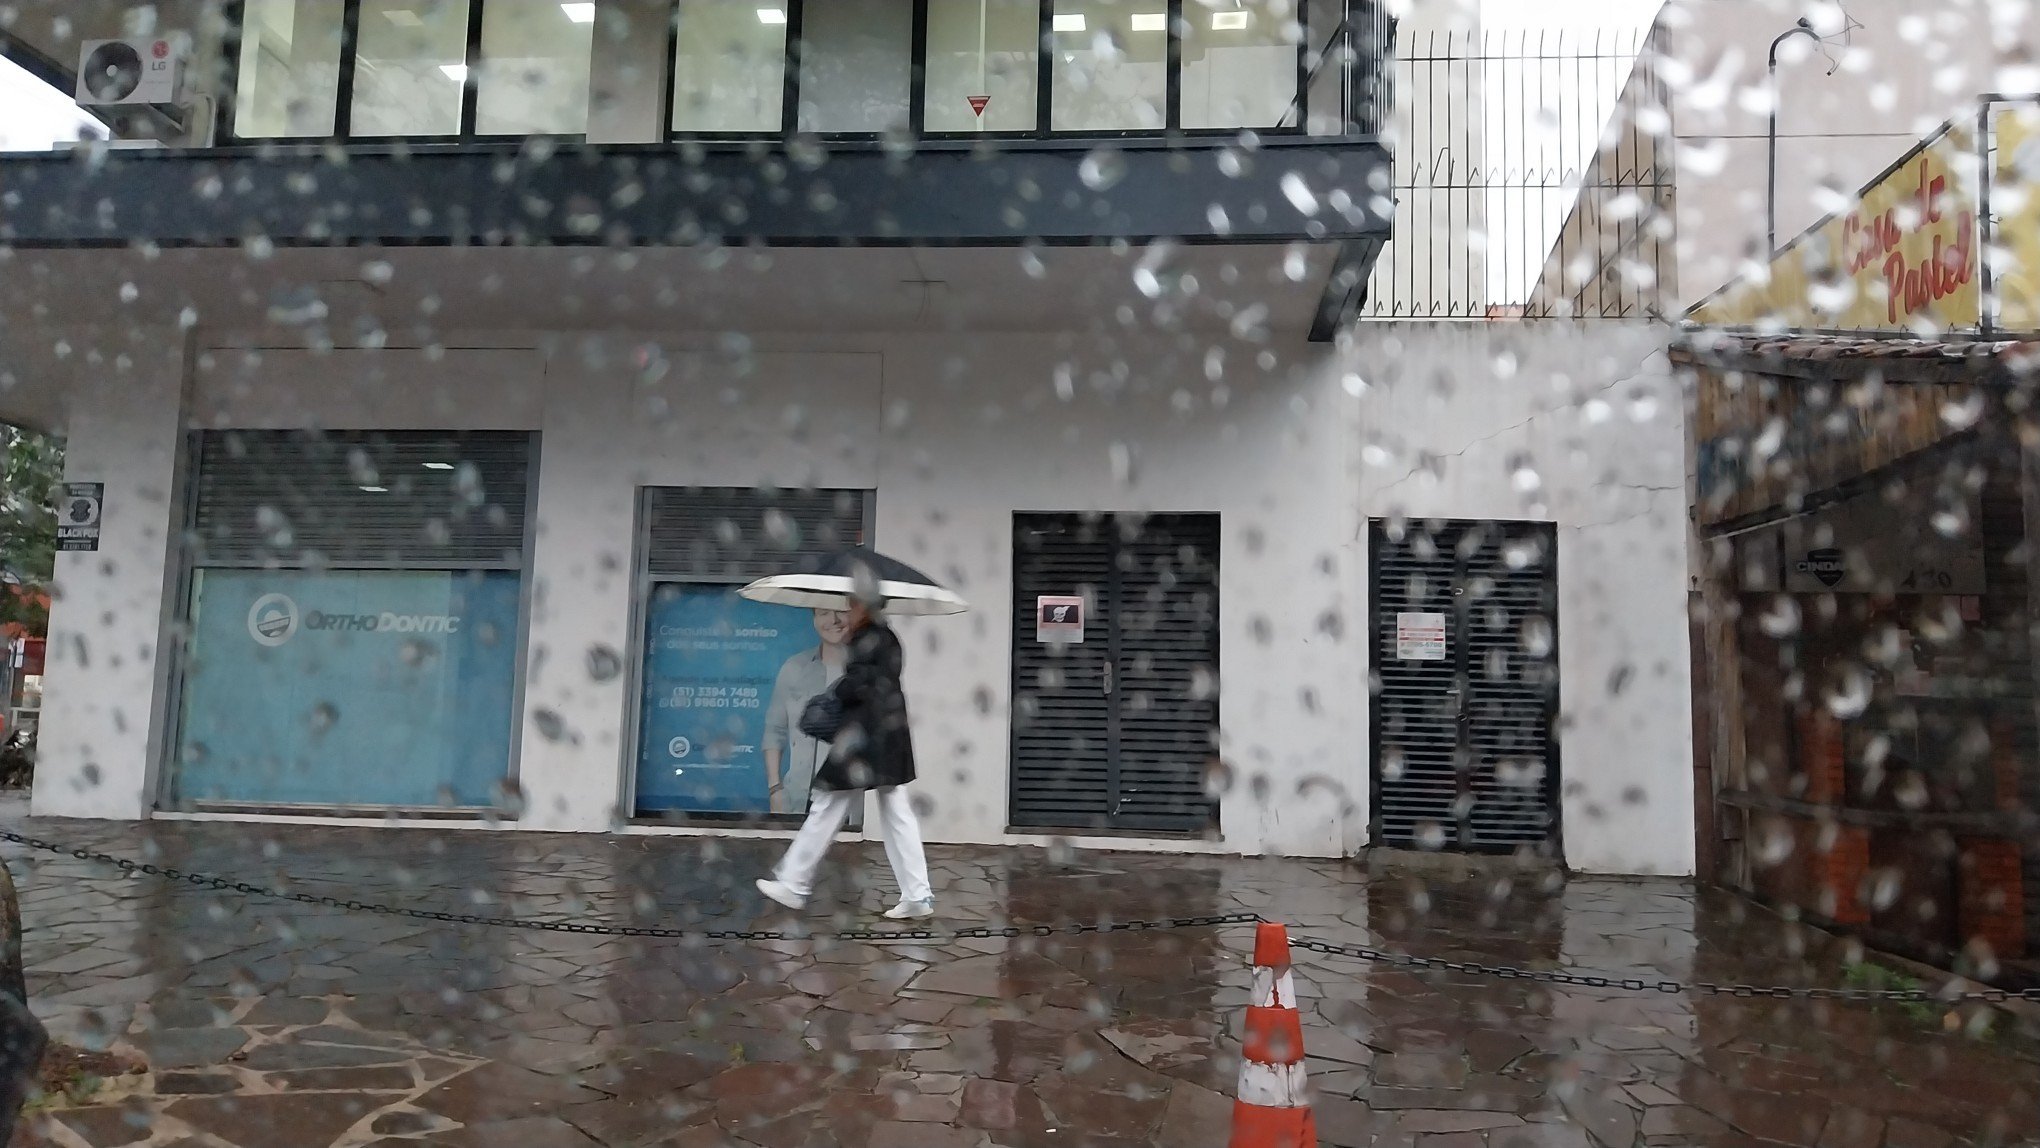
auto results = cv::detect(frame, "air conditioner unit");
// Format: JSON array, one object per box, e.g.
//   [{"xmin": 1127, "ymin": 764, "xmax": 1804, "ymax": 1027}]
[{"xmin": 75, "ymin": 37, "xmax": 184, "ymax": 106}]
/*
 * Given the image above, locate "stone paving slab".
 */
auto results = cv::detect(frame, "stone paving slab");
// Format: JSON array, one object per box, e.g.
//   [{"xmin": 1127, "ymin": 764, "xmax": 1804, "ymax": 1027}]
[{"xmin": 3, "ymin": 814, "xmax": 2038, "ymax": 1148}]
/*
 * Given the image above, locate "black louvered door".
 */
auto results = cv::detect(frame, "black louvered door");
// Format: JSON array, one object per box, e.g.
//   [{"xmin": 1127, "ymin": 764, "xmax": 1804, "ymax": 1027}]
[
  {"xmin": 1371, "ymin": 519, "xmax": 1559, "ymax": 855},
  {"xmin": 1011, "ymin": 514, "xmax": 1219, "ymax": 833}
]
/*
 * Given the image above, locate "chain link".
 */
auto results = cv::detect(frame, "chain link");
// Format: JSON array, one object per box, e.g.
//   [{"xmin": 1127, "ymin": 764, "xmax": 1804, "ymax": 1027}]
[
  {"xmin": 1287, "ymin": 937, "xmax": 2040, "ymax": 1005},
  {"xmin": 0, "ymin": 829, "xmax": 1257, "ymax": 944},
  {"xmin": 10, "ymin": 829, "xmax": 2039, "ymax": 1004}
]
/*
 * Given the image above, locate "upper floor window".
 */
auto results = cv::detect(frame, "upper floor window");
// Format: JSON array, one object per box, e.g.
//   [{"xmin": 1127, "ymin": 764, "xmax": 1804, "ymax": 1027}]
[
  {"xmin": 227, "ymin": 0, "xmax": 1318, "ymax": 142},
  {"xmin": 669, "ymin": 0, "xmax": 1308, "ymax": 139},
  {"xmin": 229, "ymin": 0, "xmax": 598, "ymax": 140}
]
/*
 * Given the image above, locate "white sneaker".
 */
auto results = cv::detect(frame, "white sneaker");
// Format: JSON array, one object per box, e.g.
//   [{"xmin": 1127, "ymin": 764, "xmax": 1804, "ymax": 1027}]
[
  {"xmin": 756, "ymin": 878, "xmax": 806, "ymax": 910},
  {"xmin": 884, "ymin": 898, "xmax": 935, "ymax": 920}
]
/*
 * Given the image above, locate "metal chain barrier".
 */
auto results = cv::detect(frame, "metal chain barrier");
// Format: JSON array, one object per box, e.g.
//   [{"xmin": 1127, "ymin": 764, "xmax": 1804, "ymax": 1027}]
[
  {"xmin": 0, "ymin": 829, "xmax": 1256, "ymax": 944},
  {"xmin": 1288, "ymin": 936, "xmax": 2040, "ymax": 1004},
  {"xmin": 10, "ymin": 828, "xmax": 2040, "ymax": 1003}
]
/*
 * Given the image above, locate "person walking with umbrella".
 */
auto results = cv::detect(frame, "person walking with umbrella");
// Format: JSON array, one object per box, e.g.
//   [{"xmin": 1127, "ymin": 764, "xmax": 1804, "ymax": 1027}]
[{"xmin": 744, "ymin": 548, "xmax": 966, "ymax": 921}]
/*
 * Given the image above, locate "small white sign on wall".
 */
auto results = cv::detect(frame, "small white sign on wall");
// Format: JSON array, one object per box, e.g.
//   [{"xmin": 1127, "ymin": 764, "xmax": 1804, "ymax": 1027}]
[
  {"xmin": 1036, "ymin": 596, "xmax": 1085, "ymax": 644},
  {"xmin": 1395, "ymin": 612, "xmax": 1447, "ymax": 661}
]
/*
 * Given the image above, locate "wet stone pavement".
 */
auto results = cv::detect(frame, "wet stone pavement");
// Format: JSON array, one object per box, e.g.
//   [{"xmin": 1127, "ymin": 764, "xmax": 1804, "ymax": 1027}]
[{"xmin": 3, "ymin": 812, "xmax": 2037, "ymax": 1148}]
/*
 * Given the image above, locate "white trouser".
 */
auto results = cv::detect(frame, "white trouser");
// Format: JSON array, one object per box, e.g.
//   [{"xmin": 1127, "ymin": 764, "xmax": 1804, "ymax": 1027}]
[{"xmin": 773, "ymin": 786, "xmax": 932, "ymax": 904}]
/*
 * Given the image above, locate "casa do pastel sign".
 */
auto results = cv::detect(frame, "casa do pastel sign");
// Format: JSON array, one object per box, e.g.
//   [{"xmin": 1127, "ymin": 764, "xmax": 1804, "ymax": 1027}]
[{"xmin": 1692, "ymin": 123, "xmax": 1981, "ymax": 332}]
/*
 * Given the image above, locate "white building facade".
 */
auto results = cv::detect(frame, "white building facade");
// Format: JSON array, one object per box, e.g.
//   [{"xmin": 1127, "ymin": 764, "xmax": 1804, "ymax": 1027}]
[{"xmin": 0, "ymin": 0, "xmax": 1693, "ymax": 874}]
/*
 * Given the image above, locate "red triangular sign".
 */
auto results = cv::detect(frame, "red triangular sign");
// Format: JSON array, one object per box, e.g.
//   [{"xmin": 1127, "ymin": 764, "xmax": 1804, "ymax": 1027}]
[{"xmin": 968, "ymin": 95, "xmax": 991, "ymax": 117}]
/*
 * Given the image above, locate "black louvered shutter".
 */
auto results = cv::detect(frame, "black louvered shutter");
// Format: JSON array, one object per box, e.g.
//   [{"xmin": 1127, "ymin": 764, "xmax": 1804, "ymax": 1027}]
[
  {"xmin": 1012, "ymin": 517, "xmax": 1115, "ymax": 829},
  {"xmin": 1113, "ymin": 515, "xmax": 1221, "ymax": 830},
  {"xmin": 641, "ymin": 488, "xmax": 867, "ymax": 580},
  {"xmin": 190, "ymin": 431, "xmax": 532, "ymax": 569},
  {"xmin": 1011, "ymin": 514, "xmax": 1218, "ymax": 833},
  {"xmin": 1371, "ymin": 519, "xmax": 1558, "ymax": 853}
]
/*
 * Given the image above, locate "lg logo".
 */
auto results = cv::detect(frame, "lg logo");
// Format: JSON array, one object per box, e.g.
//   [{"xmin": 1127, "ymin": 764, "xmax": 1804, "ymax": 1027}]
[{"xmin": 248, "ymin": 594, "xmax": 300, "ymax": 647}]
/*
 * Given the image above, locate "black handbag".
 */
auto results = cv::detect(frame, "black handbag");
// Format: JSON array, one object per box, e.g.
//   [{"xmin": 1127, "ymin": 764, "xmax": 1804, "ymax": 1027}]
[{"xmin": 797, "ymin": 691, "xmax": 845, "ymax": 741}]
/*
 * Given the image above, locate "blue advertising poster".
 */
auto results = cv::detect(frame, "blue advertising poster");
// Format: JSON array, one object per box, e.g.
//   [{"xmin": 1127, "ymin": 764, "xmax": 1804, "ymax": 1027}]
[
  {"xmin": 634, "ymin": 585, "xmax": 843, "ymax": 816},
  {"xmin": 172, "ymin": 569, "xmax": 520, "ymax": 808}
]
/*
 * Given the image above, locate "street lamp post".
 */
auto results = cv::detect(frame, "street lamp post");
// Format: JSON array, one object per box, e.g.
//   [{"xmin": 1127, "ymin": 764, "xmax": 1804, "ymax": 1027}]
[{"xmin": 1767, "ymin": 18, "xmax": 1821, "ymax": 253}]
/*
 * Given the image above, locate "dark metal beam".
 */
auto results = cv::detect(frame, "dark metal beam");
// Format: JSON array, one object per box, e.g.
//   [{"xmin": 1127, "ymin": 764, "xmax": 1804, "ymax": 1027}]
[
  {"xmin": 0, "ymin": 137, "xmax": 1391, "ymax": 250},
  {"xmin": 1309, "ymin": 236, "xmax": 1383, "ymax": 342}
]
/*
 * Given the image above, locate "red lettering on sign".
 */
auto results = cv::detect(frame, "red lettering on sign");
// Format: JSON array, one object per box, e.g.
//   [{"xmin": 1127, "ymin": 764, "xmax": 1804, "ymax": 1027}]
[{"xmin": 1882, "ymin": 210, "xmax": 1974, "ymax": 324}]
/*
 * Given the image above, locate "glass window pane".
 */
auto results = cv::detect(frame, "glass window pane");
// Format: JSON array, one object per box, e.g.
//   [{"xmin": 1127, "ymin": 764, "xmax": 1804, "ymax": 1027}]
[
  {"xmin": 351, "ymin": 0, "xmax": 470, "ymax": 137},
  {"xmin": 672, "ymin": 0, "xmax": 788, "ymax": 133},
  {"xmin": 796, "ymin": 0, "xmax": 912, "ymax": 134},
  {"xmin": 173, "ymin": 569, "xmax": 520, "ymax": 808},
  {"xmin": 476, "ymin": 2, "xmax": 594, "ymax": 135},
  {"xmin": 1050, "ymin": 1, "xmax": 1166, "ymax": 132},
  {"xmin": 1181, "ymin": 0, "xmax": 1300, "ymax": 129},
  {"xmin": 234, "ymin": 0, "xmax": 345, "ymax": 138},
  {"xmin": 925, "ymin": 0, "xmax": 1039, "ymax": 133}
]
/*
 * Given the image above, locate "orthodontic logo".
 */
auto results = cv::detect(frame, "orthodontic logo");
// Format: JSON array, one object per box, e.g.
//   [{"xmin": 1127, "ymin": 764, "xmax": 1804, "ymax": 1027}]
[{"xmin": 247, "ymin": 593, "xmax": 460, "ymax": 647}]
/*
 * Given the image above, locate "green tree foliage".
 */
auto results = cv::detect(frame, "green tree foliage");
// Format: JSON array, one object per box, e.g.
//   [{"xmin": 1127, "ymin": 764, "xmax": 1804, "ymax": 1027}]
[{"xmin": 0, "ymin": 425, "xmax": 63, "ymax": 636}]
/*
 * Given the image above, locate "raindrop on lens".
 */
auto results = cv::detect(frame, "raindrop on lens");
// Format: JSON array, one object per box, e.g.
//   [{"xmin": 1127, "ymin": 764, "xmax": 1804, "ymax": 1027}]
[
  {"xmin": 586, "ymin": 645, "xmax": 624, "ymax": 682},
  {"xmin": 532, "ymin": 710, "xmax": 569, "ymax": 742},
  {"xmin": 307, "ymin": 703, "xmax": 338, "ymax": 734},
  {"xmin": 1824, "ymin": 665, "xmax": 1871, "ymax": 719},
  {"xmin": 1078, "ymin": 149, "xmax": 1126, "ymax": 190},
  {"xmin": 1203, "ymin": 760, "xmax": 1236, "ymax": 798}
]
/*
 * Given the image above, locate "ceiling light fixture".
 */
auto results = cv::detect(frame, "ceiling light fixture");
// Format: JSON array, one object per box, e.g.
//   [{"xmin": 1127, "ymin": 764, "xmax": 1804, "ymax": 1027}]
[
  {"xmin": 756, "ymin": 7, "xmax": 787, "ymax": 24},
  {"xmin": 1211, "ymin": 10, "xmax": 1250, "ymax": 29},
  {"xmin": 359, "ymin": 485, "xmax": 389, "ymax": 493},
  {"xmin": 422, "ymin": 462, "xmax": 455, "ymax": 471},
  {"xmin": 1052, "ymin": 13, "xmax": 1086, "ymax": 32},
  {"xmin": 439, "ymin": 63, "xmax": 468, "ymax": 81},
  {"xmin": 560, "ymin": 2, "xmax": 596, "ymax": 22},
  {"xmin": 1130, "ymin": 12, "xmax": 1166, "ymax": 31},
  {"xmin": 382, "ymin": 8, "xmax": 423, "ymax": 27}
]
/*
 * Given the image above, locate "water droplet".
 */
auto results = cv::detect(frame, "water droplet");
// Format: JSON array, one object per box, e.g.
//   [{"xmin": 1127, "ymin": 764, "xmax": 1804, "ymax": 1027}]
[
  {"xmin": 1415, "ymin": 822, "xmax": 1447, "ymax": 850},
  {"xmin": 1279, "ymin": 171, "xmax": 1319, "ymax": 216},
  {"xmin": 1078, "ymin": 148, "xmax": 1126, "ymax": 190},
  {"xmin": 307, "ymin": 702, "xmax": 338, "ymax": 734},
  {"xmin": 586, "ymin": 646, "xmax": 623, "ymax": 682},
  {"xmin": 532, "ymin": 709, "xmax": 569, "ymax": 741},
  {"xmin": 1824, "ymin": 664, "xmax": 1871, "ymax": 719},
  {"xmin": 1868, "ymin": 868, "xmax": 1902, "ymax": 911},
  {"xmin": 1759, "ymin": 597, "xmax": 1802, "ymax": 638},
  {"xmin": 1203, "ymin": 760, "xmax": 1235, "ymax": 798},
  {"xmin": 1519, "ymin": 617, "xmax": 1554, "ymax": 658},
  {"xmin": 1755, "ymin": 820, "xmax": 1795, "ymax": 867}
]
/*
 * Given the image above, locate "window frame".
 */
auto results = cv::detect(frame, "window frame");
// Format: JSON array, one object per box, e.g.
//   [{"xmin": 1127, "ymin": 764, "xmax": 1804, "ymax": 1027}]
[
  {"xmin": 221, "ymin": 0, "xmax": 599, "ymax": 145},
  {"xmin": 664, "ymin": 0, "xmax": 1313, "ymax": 143}
]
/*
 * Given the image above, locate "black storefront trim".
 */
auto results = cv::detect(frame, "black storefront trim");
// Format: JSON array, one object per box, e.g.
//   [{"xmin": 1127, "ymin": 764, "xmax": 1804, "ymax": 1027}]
[{"xmin": 0, "ymin": 136, "xmax": 1392, "ymax": 250}]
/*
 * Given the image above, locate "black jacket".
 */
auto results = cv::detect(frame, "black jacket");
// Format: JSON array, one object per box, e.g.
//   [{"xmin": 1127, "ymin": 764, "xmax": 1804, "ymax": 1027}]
[{"xmin": 815, "ymin": 622, "xmax": 917, "ymax": 791}]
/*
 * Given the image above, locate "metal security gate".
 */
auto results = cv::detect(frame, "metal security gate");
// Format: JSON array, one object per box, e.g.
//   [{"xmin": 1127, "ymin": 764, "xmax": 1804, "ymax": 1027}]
[
  {"xmin": 1370, "ymin": 518, "xmax": 1559, "ymax": 854},
  {"xmin": 1010, "ymin": 513, "xmax": 1219, "ymax": 833}
]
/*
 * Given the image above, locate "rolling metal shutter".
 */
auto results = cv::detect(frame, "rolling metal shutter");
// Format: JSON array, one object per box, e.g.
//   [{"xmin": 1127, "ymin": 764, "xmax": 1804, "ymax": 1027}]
[
  {"xmin": 190, "ymin": 431, "xmax": 532, "ymax": 569},
  {"xmin": 1011, "ymin": 513, "xmax": 1219, "ymax": 833},
  {"xmin": 641, "ymin": 488, "xmax": 868, "ymax": 580},
  {"xmin": 1371, "ymin": 519, "xmax": 1559, "ymax": 853}
]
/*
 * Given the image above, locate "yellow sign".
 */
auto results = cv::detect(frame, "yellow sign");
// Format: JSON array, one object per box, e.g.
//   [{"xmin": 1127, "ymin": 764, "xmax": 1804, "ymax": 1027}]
[
  {"xmin": 1994, "ymin": 104, "xmax": 2040, "ymax": 331},
  {"xmin": 1692, "ymin": 125, "xmax": 1981, "ymax": 332}
]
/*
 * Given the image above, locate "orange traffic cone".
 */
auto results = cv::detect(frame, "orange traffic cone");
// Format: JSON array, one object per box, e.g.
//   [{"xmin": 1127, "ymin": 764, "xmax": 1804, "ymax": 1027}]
[{"xmin": 1230, "ymin": 921, "xmax": 1315, "ymax": 1148}]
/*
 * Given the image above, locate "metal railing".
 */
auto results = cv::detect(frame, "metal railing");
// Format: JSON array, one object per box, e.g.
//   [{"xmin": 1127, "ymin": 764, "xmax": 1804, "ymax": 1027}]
[{"xmin": 1362, "ymin": 28, "xmax": 1659, "ymax": 320}]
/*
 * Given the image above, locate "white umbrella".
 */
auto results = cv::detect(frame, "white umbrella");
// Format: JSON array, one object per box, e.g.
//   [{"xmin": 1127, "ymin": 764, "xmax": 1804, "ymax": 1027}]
[{"xmin": 739, "ymin": 546, "xmax": 969, "ymax": 616}]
